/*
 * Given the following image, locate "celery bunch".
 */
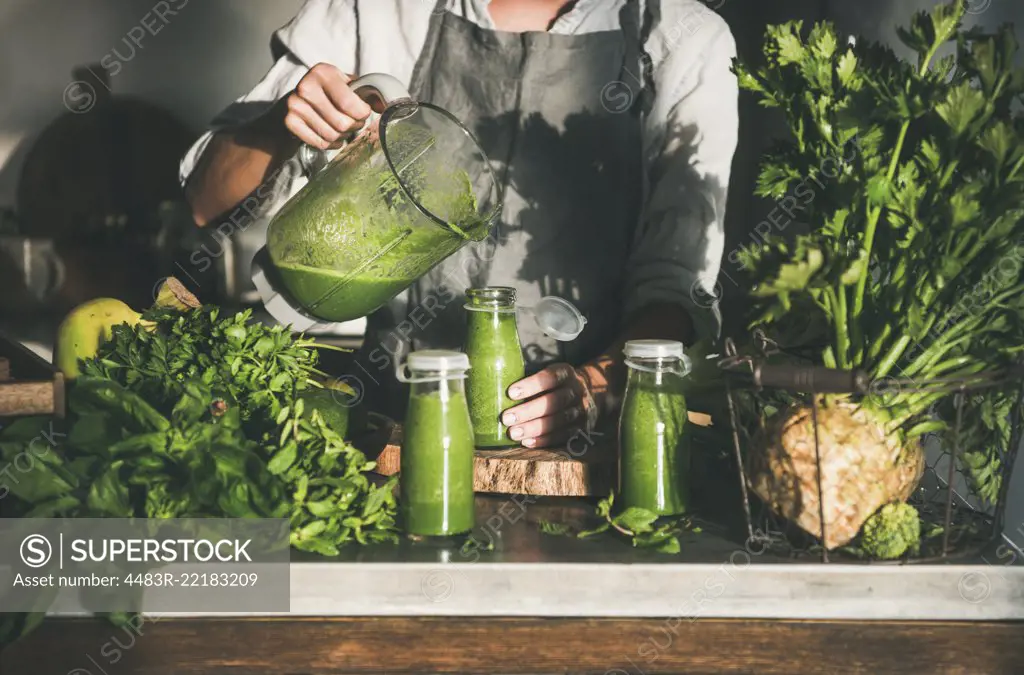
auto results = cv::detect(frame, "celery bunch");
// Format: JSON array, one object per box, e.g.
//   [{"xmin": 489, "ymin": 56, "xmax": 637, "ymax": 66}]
[{"xmin": 733, "ymin": 2, "xmax": 1024, "ymax": 503}]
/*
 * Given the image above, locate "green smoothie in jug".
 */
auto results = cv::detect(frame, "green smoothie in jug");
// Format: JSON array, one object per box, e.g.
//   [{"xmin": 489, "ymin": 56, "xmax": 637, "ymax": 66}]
[
  {"xmin": 401, "ymin": 389, "xmax": 476, "ymax": 537},
  {"xmin": 275, "ymin": 264, "xmax": 417, "ymax": 321},
  {"xmin": 267, "ymin": 119, "xmax": 491, "ymax": 322}
]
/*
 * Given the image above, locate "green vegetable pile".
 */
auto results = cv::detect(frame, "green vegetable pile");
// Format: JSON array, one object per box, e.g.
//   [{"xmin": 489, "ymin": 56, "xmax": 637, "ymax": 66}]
[
  {"xmin": 733, "ymin": 1, "xmax": 1024, "ymax": 504},
  {"xmin": 858, "ymin": 503, "xmax": 922, "ymax": 560},
  {"xmin": 0, "ymin": 307, "xmax": 398, "ymax": 551}
]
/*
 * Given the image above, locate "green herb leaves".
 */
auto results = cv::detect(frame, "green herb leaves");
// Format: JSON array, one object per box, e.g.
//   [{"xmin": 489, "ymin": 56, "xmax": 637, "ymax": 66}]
[
  {"xmin": 0, "ymin": 307, "xmax": 397, "ymax": 555},
  {"xmin": 538, "ymin": 520, "xmax": 572, "ymax": 536},
  {"xmin": 897, "ymin": 2, "xmax": 961, "ymax": 61},
  {"xmin": 733, "ymin": 0, "xmax": 1024, "ymax": 485},
  {"xmin": 540, "ymin": 493, "xmax": 697, "ymax": 554},
  {"xmin": 935, "ymin": 81, "xmax": 989, "ymax": 138},
  {"xmin": 613, "ymin": 506, "xmax": 660, "ymax": 534}
]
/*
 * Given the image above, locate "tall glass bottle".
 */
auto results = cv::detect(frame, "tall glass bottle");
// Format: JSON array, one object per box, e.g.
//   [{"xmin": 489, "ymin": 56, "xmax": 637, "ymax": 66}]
[
  {"xmin": 399, "ymin": 350, "xmax": 476, "ymax": 538},
  {"xmin": 464, "ymin": 287, "xmax": 526, "ymax": 448},
  {"xmin": 618, "ymin": 340, "xmax": 691, "ymax": 516}
]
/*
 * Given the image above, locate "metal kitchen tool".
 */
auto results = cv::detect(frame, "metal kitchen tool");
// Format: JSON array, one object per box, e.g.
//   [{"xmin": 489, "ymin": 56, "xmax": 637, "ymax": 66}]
[
  {"xmin": 0, "ymin": 236, "xmax": 65, "ymax": 311},
  {"xmin": 252, "ymin": 73, "xmax": 502, "ymax": 332}
]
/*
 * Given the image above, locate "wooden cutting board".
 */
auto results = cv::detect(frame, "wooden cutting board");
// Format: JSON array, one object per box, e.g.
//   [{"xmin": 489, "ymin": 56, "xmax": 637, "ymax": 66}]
[
  {"xmin": 364, "ymin": 411, "xmax": 713, "ymax": 497},
  {"xmin": 373, "ymin": 426, "xmax": 615, "ymax": 497},
  {"xmin": 0, "ymin": 332, "xmax": 65, "ymax": 419}
]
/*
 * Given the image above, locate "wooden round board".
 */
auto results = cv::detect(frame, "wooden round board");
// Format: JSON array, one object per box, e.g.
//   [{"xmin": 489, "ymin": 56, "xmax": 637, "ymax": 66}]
[
  {"xmin": 371, "ymin": 425, "xmax": 615, "ymax": 497},
  {"xmin": 359, "ymin": 411, "xmax": 713, "ymax": 498}
]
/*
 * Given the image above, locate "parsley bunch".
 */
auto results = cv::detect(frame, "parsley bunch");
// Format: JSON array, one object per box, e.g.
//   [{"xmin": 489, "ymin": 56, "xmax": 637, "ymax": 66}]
[{"xmin": 0, "ymin": 307, "xmax": 398, "ymax": 554}]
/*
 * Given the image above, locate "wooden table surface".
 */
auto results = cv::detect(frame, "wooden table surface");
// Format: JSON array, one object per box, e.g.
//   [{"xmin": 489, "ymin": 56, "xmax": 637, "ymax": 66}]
[{"xmin": 3, "ymin": 615, "xmax": 1023, "ymax": 674}]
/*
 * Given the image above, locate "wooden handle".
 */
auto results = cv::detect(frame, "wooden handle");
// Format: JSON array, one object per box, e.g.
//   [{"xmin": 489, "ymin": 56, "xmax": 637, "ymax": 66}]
[{"xmin": 753, "ymin": 364, "xmax": 871, "ymax": 394}]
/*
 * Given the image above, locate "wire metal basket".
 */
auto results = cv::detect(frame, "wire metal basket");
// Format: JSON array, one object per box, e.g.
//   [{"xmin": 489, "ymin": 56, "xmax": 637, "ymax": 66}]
[{"xmin": 718, "ymin": 331, "xmax": 1024, "ymax": 563}]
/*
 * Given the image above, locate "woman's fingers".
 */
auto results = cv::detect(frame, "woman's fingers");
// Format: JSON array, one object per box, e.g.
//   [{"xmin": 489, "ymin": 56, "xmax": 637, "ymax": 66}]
[
  {"xmin": 298, "ymin": 84, "xmax": 363, "ymax": 138},
  {"xmin": 502, "ymin": 385, "xmax": 576, "ymax": 426},
  {"xmin": 499, "ymin": 364, "xmax": 598, "ymax": 446},
  {"xmin": 508, "ymin": 363, "xmax": 577, "ymax": 402},
  {"xmin": 285, "ymin": 97, "xmax": 342, "ymax": 147},
  {"xmin": 508, "ymin": 402, "xmax": 583, "ymax": 444},
  {"xmin": 321, "ymin": 72, "xmax": 373, "ymax": 121},
  {"xmin": 502, "ymin": 364, "xmax": 591, "ymax": 445},
  {"xmin": 285, "ymin": 63, "xmax": 373, "ymax": 147},
  {"xmin": 283, "ymin": 110, "xmax": 330, "ymax": 150},
  {"xmin": 524, "ymin": 426, "xmax": 585, "ymax": 450}
]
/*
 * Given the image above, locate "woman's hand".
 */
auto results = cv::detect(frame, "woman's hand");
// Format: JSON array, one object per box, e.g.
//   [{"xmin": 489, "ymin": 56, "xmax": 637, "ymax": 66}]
[
  {"xmin": 502, "ymin": 364, "xmax": 598, "ymax": 449},
  {"xmin": 283, "ymin": 63, "xmax": 373, "ymax": 150},
  {"xmin": 186, "ymin": 64, "xmax": 375, "ymax": 227}
]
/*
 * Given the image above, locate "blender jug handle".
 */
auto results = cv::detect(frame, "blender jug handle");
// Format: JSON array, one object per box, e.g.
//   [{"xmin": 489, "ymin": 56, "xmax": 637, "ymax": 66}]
[
  {"xmin": 348, "ymin": 73, "xmax": 414, "ymax": 108},
  {"xmin": 297, "ymin": 73, "xmax": 413, "ymax": 176}
]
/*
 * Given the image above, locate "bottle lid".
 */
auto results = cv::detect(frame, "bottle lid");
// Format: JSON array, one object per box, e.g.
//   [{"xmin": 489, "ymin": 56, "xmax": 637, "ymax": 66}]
[
  {"xmin": 534, "ymin": 296, "xmax": 586, "ymax": 341},
  {"xmin": 407, "ymin": 350, "xmax": 470, "ymax": 372},
  {"xmin": 624, "ymin": 339, "xmax": 686, "ymax": 360}
]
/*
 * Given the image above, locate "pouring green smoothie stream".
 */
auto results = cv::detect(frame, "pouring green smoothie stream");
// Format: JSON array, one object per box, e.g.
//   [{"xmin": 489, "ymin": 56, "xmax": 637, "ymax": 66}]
[{"xmin": 618, "ymin": 340, "xmax": 692, "ymax": 516}]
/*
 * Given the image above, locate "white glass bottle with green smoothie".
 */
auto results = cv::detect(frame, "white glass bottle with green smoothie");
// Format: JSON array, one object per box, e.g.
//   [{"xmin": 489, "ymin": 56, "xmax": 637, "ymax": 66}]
[
  {"xmin": 618, "ymin": 340, "xmax": 692, "ymax": 516},
  {"xmin": 398, "ymin": 350, "xmax": 476, "ymax": 539},
  {"xmin": 464, "ymin": 287, "xmax": 526, "ymax": 448}
]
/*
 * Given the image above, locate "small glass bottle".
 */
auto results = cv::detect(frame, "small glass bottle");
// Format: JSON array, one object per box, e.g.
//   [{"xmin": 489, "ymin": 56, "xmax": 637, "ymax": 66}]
[
  {"xmin": 399, "ymin": 350, "xmax": 476, "ymax": 539},
  {"xmin": 618, "ymin": 340, "xmax": 692, "ymax": 516},
  {"xmin": 464, "ymin": 287, "xmax": 526, "ymax": 448}
]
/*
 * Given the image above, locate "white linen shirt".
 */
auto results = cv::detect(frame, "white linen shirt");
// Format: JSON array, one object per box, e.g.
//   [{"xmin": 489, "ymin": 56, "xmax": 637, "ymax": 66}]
[{"xmin": 179, "ymin": 0, "xmax": 739, "ymax": 338}]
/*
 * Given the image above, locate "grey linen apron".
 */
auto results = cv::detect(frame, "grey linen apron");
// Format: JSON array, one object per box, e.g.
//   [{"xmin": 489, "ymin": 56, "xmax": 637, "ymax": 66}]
[{"xmin": 357, "ymin": 0, "xmax": 646, "ymax": 420}]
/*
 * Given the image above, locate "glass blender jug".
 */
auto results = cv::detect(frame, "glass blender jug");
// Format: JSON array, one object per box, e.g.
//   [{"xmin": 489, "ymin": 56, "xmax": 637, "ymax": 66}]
[{"xmin": 252, "ymin": 74, "xmax": 502, "ymax": 331}]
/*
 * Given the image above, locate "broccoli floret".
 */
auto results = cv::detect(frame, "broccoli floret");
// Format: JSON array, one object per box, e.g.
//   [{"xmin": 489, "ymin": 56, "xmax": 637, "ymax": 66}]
[{"xmin": 860, "ymin": 503, "xmax": 921, "ymax": 560}]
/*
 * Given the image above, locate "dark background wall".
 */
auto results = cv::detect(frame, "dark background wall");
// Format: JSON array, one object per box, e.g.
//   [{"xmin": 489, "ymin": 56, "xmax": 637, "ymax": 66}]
[{"xmin": 0, "ymin": 0, "xmax": 305, "ymax": 205}]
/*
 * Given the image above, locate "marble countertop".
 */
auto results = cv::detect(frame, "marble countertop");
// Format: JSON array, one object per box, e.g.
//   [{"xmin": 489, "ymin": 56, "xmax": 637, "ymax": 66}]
[{"xmin": 47, "ymin": 495, "xmax": 1024, "ymax": 622}]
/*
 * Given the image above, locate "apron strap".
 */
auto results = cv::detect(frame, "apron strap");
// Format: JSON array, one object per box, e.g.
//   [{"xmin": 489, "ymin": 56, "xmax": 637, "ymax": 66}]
[
  {"xmin": 622, "ymin": 0, "xmax": 660, "ymax": 117},
  {"xmin": 409, "ymin": 1, "xmax": 451, "ymax": 100}
]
